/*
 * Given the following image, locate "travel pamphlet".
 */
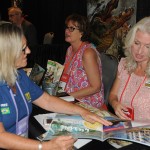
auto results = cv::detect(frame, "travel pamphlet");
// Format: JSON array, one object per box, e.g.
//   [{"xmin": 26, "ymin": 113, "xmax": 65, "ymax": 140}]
[
  {"xmin": 42, "ymin": 60, "xmax": 64, "ymax": 95},
  {"xmin": 44, "ymin": 60, "xmax": 64, "ymax": 84},
  {"xmin": 36, "ymin": 102, "xmax": 150, "ymax": 147},
  {"xmin": 29, "ymin": 63, "xmax": 45, "ymax": 85}
]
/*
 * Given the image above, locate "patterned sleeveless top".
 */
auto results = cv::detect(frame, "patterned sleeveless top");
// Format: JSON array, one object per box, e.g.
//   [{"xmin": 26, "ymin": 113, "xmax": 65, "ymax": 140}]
[{"xmin": 64, "ymin": 43, "xmax": 104, "ymax": 108}]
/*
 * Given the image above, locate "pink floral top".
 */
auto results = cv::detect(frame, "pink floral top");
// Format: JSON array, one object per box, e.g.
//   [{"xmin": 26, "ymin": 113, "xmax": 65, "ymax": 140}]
[
  {"xmin": 118, "ymin": 58, "xmax": 150, "ymax": 121},
  {"xmin": 64, "ymin": 43, "xmax": 104, "ymax": 108}
]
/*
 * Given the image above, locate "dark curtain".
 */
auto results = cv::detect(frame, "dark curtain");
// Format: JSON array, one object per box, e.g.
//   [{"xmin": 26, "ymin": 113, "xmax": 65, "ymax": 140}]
[
  {"xmin": 136, "ymin": 0, "xmax": 150, "ymax": 22},
  {"xmin": 1, "ymin": 0, "xmax": 150, "ymax": 44},
  {"xmin": 22, "ymin": 0, "xmax": 87, "ymax": 45},
  {"xmin": 0, "ymin": 0, "xmax": 11, "ymax": 20},
  {"xmin": 0, "ymin": 0, "xmax": 87, "ymax": 45}
]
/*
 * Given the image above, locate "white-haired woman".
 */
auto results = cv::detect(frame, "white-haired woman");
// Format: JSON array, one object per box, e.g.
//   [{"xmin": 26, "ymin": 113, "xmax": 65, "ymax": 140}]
[
  {"xmin": 0, "ymin": 23, "xmax": 111, "ymax": 150},
  {"xmin": 109, "ymin": 17, "xmax": 150, "ymax": 122}
]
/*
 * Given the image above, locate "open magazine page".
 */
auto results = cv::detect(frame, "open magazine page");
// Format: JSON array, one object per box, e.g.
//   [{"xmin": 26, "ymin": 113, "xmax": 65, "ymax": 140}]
[
  {"xmin": 76, "ymin": 102, "xmax": 132, "ymax": 132},
  {"xmin": 37, "ymin": 114, "xmax": 104, "ymax": 141},
  {"xmin": 36, "ymin": 102, "xmax": 150, "ymax": 146},
  {"xmin": 103, "ymin": 126, "xmax": 150, "ymax": 147}
]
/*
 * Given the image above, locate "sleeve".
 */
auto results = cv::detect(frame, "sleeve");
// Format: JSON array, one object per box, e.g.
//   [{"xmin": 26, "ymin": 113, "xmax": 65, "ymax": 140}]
[{"xmin": 18, "ymin": 69, "xmax": 44, "ymax": 102}]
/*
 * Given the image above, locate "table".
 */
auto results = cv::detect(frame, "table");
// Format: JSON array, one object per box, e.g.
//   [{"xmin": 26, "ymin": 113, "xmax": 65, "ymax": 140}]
[{"xmin": 29, "ymin": 105, "xmax": 150, "ymax": 150}]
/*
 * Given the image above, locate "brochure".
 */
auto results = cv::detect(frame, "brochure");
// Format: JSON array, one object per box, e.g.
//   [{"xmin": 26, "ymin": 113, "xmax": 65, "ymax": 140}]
[
  {"xmin": 42, "ymin": 60, "xmax": 64, "ymax": 95},
  {"xmin": 44, "ymin": 60, "xmax": 64, "ymax": 84},
  {"xmin": 36, "ymin": 102, "xmax": 150, "ymax": 147},
  {"xmin": 29, "ymin": 63, "xmax": 45, "ymax": 85}
]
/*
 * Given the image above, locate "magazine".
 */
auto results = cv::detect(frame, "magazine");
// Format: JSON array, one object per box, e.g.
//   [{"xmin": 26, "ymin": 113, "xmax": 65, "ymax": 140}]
[
  {"xmin": 42, "ymin": 60, "xmax": 64, "ymax": 95},
  {"xmin": 44, "ymin": 60, "xmax": 64, "ymax": 84},
  {"xmin": 29, "ymin": 63, "xmax": 45, "ymax": 85},
  {"xmin": 36, "ymin": 102, "xmax": 150, "ymax": 147}
]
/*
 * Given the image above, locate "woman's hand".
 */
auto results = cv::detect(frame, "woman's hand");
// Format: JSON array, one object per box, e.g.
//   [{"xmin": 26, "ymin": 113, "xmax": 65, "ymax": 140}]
[
  {"xmin": 80, "ymin": 109, "xmax": 113, "ymax": 126},
  {"xmin": 45, "ymin": 135, "xmax": 76, "ymax": 150},
  {"xmin": 113, "ymin": 101, "xmax": 131, "ymax": 120}
]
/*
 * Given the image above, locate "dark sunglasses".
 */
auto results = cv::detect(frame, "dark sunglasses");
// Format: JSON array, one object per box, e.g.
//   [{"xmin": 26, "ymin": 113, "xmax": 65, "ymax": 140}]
[
  {"xmin": 65, "ymin": 26, "xmax": 79, "ymax": 32},
  {"xmin": 22, "ymin": 45, "xmax": 28, "ymax": 53}
]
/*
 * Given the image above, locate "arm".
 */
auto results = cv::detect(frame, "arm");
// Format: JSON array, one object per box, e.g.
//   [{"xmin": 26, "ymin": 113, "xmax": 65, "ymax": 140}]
[
  {"xmin": 0, "ymin": 123, "xmax": 75, "ymax": 150},
  {"xmin": 33, "ymin": 92, "xmax": 112, "ymax": 126},
  {"xmin": 109, "ymin": 71, "xmax": 130, "ymax": 120},
  {"xmin": 70, "ymin": 48, "xmax": 101, "ymax": 98}
]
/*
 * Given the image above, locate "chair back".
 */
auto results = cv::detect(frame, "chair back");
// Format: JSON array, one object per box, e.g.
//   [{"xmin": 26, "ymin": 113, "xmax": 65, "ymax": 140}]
[{"xmin": 100, "ymin": 53, "xmax": 118, "ymax": 105}]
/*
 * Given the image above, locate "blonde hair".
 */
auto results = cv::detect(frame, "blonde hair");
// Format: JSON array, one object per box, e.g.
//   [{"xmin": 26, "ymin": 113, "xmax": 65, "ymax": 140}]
[
  {"xmin": 124, "ymin": 17, "xmax": 150, "ymax": 77},
  {"xmin": 0, "ymin": 23, "xmax": 23, "ymax": 86}
]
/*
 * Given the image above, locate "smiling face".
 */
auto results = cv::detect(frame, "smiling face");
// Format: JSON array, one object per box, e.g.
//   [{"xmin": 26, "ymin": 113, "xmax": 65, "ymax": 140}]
[
  {"xmin": 15, "ymin": 37, "xmax": 31, "ymax": 69},
  {"xmin": 131, "ymin": 30, "xmax": 150, "ymax": 64}
]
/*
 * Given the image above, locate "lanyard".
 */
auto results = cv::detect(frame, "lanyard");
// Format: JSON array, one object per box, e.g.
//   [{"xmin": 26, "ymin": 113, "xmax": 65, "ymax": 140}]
[
  {"xmin": 119, "ymin": 74, "xmax": 146, "ymax": 108},
  {"xmin": 9, "ymin": 81, "xmax": 29, "ymax": 132},
  {"xmin": 63, "ymin": 42, "xmax": 85, "ymax": 74}
]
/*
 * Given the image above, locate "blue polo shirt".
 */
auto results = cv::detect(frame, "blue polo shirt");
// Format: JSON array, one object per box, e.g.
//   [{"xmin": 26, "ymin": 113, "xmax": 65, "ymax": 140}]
[{"xmin": 0, "ymin": 69, "xmax": 44, "ymax": 134}]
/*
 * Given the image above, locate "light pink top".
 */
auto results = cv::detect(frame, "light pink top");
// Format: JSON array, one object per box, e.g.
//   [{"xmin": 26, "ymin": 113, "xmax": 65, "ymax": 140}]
[
  {"xmin": 64, "ymin": 43, "xmax": 104, "ymax": 108},
  {"xmin": 118, "ymin": 58, "xmax": 150, "ymax": 121}
]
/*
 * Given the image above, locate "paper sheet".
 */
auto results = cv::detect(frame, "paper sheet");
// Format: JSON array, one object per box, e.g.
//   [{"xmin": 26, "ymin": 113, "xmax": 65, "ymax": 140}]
[{"xmin": 59, "ymin": 96, "xmax": 75, "ymax": 102}]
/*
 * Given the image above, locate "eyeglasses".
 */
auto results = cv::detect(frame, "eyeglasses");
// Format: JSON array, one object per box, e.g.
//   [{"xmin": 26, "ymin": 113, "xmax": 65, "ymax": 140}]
[
  {"xmin": 65, "ymin": 26, "xmax": 79, "ymax": 32},
  {"xmin": 22, "ymin": 45, "xmax": 28, "ymax": 53}
]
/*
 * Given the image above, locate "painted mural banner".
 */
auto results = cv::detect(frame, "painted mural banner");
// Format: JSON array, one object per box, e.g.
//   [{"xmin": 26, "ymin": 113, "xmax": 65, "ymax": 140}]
[{"xmin": 87, "ymin": 0, "xmax": 137, "ymax": 59}]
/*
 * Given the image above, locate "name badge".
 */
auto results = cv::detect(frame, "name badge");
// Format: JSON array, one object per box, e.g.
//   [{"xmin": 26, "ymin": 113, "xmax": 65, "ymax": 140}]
[
  {"xmin": 124, "ymin": 107, "xmax": 134, "ymax": 120},
  {"xmin": 16, "ymin": 116, "xmax": 29, "ymax": 137},
  {"xmin": 145, "ymin": 79, "xmax": 150, "ymax": 88},
  {"xmin": 58, "ymin": 73, "xmax": 69, "ymax": 92}
]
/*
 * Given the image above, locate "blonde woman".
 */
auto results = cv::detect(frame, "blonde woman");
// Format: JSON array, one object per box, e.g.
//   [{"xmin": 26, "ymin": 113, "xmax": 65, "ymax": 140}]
[
  {"xmin": 0, "ymin": 23, "xmax": 111, "ymax": 150},
  {"xmin": 109, "ymin": 17, "xmax": 150, "ymax": 121}
]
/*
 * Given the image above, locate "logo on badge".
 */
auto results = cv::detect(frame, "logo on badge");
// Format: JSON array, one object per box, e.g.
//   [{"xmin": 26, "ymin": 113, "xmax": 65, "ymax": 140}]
[
  {"xmin": 145, "ymin": 79, "xmax": 150, "ymax": 88},
  {"xmin": 25, "ymin": 92, "xmax": 31, "ymax": 102}
]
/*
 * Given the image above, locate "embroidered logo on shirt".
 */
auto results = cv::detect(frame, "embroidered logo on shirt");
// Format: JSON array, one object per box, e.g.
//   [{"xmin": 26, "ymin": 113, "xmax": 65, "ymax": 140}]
[
  {"xmin": 1, "ymin": 107, "xmax": 10, "ymax": 114},
  {"xmin": 25, "ymin": 92, "xmax": 31, "ymax": 102}
]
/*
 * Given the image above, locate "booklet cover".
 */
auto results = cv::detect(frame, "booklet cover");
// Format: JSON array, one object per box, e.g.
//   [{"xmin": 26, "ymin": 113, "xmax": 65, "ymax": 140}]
[
  {"xmin": 36, "ymin": 102, "xmax": 150, "ymax": 147},
  {"xmin": 29, "ymin": 63, "xmax": 45, "ymax": 85},
  {"xmin": 44, "ymin": 60, "xmax": 64, "ymax": 84},
  {"xmin": 42, "ymin": 60, "xmax": 64, "ymax": 95}
]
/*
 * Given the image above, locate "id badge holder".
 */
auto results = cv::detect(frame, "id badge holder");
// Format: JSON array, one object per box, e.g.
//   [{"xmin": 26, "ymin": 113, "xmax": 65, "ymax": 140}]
[
  {"xmin": 145, "ymin": 79, "xmax": 150, "ymax": 88},
  {"xmin": 58, "ymin": 73, "xmax": 69, "ymax": 92},
  {"xmin": 16, "ymin": 116, "xmax": 29, "ymax": 137},
  {"xmin": 124, "ymin": 107, "xmax": 134, "ymax": 120}
]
